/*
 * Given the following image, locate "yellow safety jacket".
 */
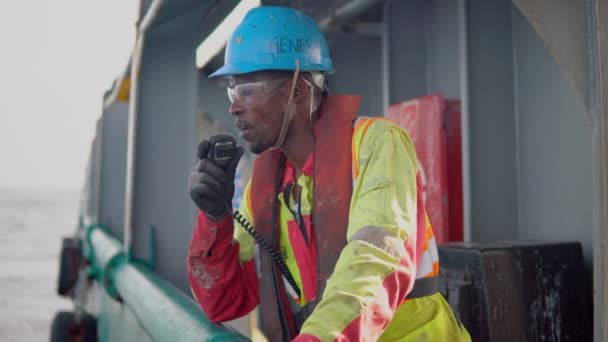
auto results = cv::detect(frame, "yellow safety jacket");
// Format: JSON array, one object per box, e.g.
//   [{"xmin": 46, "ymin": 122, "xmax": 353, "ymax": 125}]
[{"xmin": 188, "ymin": 95, "xmax": 470, "ymax": 342}]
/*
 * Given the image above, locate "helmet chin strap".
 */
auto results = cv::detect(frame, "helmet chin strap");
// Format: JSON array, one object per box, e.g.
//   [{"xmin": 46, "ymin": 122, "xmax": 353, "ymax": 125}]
[{"xmin": 270, "ymin": 60, "xmax": 300, "ymax": 151}]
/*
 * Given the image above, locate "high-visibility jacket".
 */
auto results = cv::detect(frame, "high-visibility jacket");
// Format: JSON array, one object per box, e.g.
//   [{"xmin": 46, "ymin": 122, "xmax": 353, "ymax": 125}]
[{"xmin": 188, "ymin": 95, "xmax": 470, "ymax": 341}]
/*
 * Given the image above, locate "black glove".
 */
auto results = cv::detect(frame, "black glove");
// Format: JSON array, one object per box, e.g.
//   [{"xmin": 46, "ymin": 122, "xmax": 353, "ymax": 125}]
[{"xmin": 189, "ymin": 137, "xmax": 244, "ymax": 221}]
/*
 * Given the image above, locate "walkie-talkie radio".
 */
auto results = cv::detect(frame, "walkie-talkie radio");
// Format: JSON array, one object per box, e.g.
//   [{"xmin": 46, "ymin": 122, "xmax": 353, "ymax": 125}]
[
  {"xmin": 208, "ymin": 135, "xmax": 237, "ymax": 168},
  {"xmin": 207, "ymin": 135, "xmax": 301, "ymax": 297}
]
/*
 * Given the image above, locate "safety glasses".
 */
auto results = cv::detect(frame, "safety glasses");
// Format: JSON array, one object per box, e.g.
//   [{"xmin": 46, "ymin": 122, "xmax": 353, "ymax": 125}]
[{"xmin": 227, "ymin": 78, "xmax": 290, "ymax": 105}]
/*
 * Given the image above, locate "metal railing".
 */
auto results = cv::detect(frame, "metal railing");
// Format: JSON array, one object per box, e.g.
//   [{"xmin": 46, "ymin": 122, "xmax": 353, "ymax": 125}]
[{"xmin": 84, "ymin": 225, "xmax": 250, "ymax": 342}]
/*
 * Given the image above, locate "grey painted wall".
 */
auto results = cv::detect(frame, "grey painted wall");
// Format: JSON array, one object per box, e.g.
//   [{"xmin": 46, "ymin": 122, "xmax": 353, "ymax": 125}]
[
  {"xmin": 90, "ymin": 120, "xmax": 103, "ymax": 224},
  {"xmin": 198, "ymin": 75, "xmax": 236, "ymax": 137},
  {"xmin": 327, "ymin": 32, "xmax": 383, "ymax": 116},
  {"xmin": 99, "ymin": 102, "xmax": 129, "ymax": 238},
  {"xmin": 387, "ymin": 0, "xmax": 428, "ymax": 103},
  {"xmin": 466, "ymin": 0, "xmax": 518, "ymax": 242},
  {"xmin": 461, "ymin": 0, "xmax": 593, "ymax": 265},
  {"xmin": 513, "ymin": 8, "xmax": 593, "ymax": 264},
  {"xmin": 462, "ymin": 1, "xmax": 593, "ymax": 266},
  {"xmin": 131, "ymin": 7, "xmax": 206, "ymax": 293},
  {"xmin": 325, "ymin": 0, "xmax": 463, "ymax": 116},
  {"xmin": 387, "ymin": 0, "xmax": 462, "ymax": 103},
  {"xmin": 425, "ymin": 0, "xmax": 462, "ymax": 99},
  {"xmin": 83, "ymin": 121, "xmax": 102, "ymax": 225}
]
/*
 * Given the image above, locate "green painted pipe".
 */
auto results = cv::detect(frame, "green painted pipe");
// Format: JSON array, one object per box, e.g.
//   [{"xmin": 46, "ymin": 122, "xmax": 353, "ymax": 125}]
[{"xmin": 87, "ymin": 226, "xmax": 250, "ymax": 342}]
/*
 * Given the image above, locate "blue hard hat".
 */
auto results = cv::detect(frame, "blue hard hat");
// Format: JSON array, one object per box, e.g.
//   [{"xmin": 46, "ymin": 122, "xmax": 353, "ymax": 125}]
[{"xmin": 209, "ymin": 6, "xmax": 334, "ymax": 78}]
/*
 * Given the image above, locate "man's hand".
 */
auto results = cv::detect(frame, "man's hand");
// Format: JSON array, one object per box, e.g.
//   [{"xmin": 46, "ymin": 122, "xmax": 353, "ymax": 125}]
[{"xmin": 189, "ymin": 139, "xmax": 244, "ymax": 221}]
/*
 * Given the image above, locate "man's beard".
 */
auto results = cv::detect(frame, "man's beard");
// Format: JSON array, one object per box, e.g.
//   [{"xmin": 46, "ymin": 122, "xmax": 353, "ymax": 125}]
[
  {"xmin": 250, "ymin": 142, "xmax": 266, "ymax": 154},
  {"xmin": 249, "ymin": 134, "xmax": 274, "ymax": 154},
  {"xmin": 249, "ymin": 114, "xmax": 284, "ymax": 154}
]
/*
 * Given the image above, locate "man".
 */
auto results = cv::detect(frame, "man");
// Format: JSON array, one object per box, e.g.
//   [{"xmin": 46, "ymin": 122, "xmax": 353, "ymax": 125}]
[{"xmin": 187, "ymin": 6, "xmax": 470, "ymax": 342}]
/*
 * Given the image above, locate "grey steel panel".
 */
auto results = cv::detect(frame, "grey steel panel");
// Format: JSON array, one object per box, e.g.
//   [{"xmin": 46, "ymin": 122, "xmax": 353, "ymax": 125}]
[
  {"xmin": 99, "ymin": 103, "xmax": 129, "ymax": 238},
  {"xmin": 512, "ymin": 0, "xmax": 590, "ymax": 111},
  {"xmin": 262, "ymin": 0, "xmax": 382, "ymax": 24},
  {"xmin": 327, "ymin": 32, "xmax": 383, "ymax": 116},
  {"xmin": 387, "ymin": 0, "xmax": 429, "ymax": 103},
  {"xmin": 594, "ymin": 0, "xmax": 608, "ymax": 339},
  {"xmin": 88, "ymin": 120, "xmax": 103, "ymax": 225},
  {"xmin": 513, "ymin": 8, "xmax": 593, "ymax": 265},
  {"xmin": 198, "ymin": 75, "xmax": 236, "ymax": 138},
  {"xmin": 147, "ymin": 0, "xmax": 218, "ymax": 31},
  {"xmin": 82, "ymin": 122, "xmax": 102, "ymax": 227},
  {"xmin": 131, "ymin": 8, "xmax": 204, "ymax": 293},
  {"xmin": 426, "ymin": 0, "xmax": 461, "ymax": 98},
  {"xmin": 466, "ymin": 0, "xmax": 518, "ymax": 242}
]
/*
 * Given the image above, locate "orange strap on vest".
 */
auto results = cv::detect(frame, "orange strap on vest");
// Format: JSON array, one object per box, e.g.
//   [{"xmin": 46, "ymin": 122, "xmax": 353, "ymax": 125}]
[{"xmin": 250, "ymin": 95, "xmax": 361, "ymax": 341}]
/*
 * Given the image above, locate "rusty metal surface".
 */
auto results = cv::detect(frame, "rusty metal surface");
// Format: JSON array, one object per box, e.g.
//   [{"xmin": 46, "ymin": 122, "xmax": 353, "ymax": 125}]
[{"xmin": 439, "ymin": 241, "xmax": 592, "ymax": 342}]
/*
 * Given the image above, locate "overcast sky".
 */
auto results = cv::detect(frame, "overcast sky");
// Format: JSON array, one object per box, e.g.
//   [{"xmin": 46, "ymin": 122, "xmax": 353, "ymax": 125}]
[{"xmin": 0, "ymin": 1, "xmax": 137, "ymax": 189}]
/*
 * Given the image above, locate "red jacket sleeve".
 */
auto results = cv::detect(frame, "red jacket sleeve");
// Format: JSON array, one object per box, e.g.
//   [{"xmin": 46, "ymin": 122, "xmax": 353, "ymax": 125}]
[{"xmin": 187, "ymin": 211, "xmax": 259, "ymax": 322}]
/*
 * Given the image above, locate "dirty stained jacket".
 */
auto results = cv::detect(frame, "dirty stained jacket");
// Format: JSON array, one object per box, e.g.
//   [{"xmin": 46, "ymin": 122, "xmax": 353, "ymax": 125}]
[{"xmin": 187, "ymin": 117, "xmax": 469, "ymax": 341}]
